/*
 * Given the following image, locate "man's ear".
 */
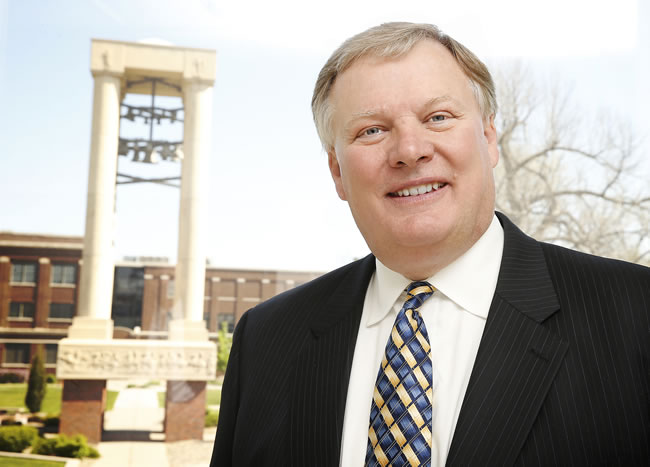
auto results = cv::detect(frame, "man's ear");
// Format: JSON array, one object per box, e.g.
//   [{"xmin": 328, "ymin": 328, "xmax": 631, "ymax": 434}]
[
  {"xmin": 328, "ymin": 150, "xmax": 348, "ymax": 201},
  {"xmin": 484, "ymin": 114, "xmax": 499, "ymax": 168}
]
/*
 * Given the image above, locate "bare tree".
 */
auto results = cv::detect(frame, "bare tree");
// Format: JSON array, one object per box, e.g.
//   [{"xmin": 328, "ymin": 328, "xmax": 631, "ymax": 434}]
[{"xmin": 494, "ymin": 65, "xmax": 650, "ymax": 266}]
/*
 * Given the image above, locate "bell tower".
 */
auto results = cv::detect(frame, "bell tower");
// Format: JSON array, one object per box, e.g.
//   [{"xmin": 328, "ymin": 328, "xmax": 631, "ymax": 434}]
[{"xmin": 57, "ymin": 39, "xmax": 217, "ymax": 443}]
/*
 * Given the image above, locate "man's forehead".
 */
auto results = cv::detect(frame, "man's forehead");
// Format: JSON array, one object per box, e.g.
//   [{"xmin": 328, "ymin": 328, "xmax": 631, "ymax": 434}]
[
  {"xmin": 331, "ymin": 43, "xmax": 473, "ymax": 109},
  {"xmin": 332, "ymin": 41, "xmax": 468, "ymax": 100},
  {"xmin": 341, "ymin": 39, "xmax": 451, "ymax": 75}
]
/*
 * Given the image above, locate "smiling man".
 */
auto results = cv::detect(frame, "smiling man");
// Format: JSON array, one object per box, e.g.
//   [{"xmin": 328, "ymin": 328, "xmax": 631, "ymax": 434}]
[
  {"xmin": 326, "ymin": 38, "xmax": 499, "ymax": 282},
  {"xmin": 211, "ymin": 23, "xmax": 649, "ymax": 466}
]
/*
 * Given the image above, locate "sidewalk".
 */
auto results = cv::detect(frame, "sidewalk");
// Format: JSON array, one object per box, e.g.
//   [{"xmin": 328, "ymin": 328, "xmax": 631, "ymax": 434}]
[{"xmin": 79, "ymin": 380, "xmax": 216, "ymax": 467}]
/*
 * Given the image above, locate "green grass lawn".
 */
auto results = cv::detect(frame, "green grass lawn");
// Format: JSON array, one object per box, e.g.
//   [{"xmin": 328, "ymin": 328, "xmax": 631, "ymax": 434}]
[
  {"xmin": 156, "ymin": 388, "xmax": 221, "ymax": 408},
  {"xmin": 206, "ymin": 388, "xmax": 221, "ymax": 406},
  {"xmin": 0, "ymin": 455, "xmax": 65, "ymax": 466},
  {"xmin": 105, "ymin": 389, "xmax": 118, "ymax": 411},
  {"xmin": 0, "ymin": 384, "xmax": 62, "ymax": 414},
  {"xmin": 0, "ymin": 384, "xmax": 119, "ymax": 414}
]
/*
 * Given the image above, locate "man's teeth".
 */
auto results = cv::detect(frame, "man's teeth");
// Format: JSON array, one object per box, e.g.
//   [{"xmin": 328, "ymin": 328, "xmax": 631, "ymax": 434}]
[{"xmin": 395, "ymin": 182, "xmax": 445, "ymax": 197}]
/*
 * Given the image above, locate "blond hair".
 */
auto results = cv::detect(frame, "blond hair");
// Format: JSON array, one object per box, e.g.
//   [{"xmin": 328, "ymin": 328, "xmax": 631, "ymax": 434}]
[{"xmin": 311, "ymin": 22, "xmax": 497, "ymax": 151}]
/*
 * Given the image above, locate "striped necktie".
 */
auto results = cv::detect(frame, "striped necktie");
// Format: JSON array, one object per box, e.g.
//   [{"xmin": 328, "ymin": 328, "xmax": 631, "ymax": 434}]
[{"xmin": 365, "ymin": 281, "xmax": 435, "ymax": 467}]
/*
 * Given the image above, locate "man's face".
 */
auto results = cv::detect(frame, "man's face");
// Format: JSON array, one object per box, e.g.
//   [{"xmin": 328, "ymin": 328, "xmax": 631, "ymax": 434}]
[{"xmin": 327, "ymin": 40, "xmax": 499, "ymax": 278}]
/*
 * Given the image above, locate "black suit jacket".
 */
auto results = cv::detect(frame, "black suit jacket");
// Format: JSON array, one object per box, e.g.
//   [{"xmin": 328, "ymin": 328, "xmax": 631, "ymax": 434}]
[{"xmin": 211, "ymin": 213, "xmax": 650, "ymax": 466}]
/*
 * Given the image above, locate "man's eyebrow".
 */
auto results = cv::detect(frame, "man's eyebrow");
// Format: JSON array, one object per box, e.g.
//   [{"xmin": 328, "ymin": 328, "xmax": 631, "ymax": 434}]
[
  {"xmin": 423, "ymin": 95, "xmax": 459, "ymax": 108},
  {"xmin": 348, "ymin": 109, "xmax": 381, "ymax": 120},
  {"xmin": 342, "ymin": 109, "xmax": 382, "ymax": 134},
  {"xmin": 342, "ymin": 95, "xmax": 463, "ymax": 133},
  {"xmin": 347, "ymin": 95, "xmax": 459, "ymax": 121}
]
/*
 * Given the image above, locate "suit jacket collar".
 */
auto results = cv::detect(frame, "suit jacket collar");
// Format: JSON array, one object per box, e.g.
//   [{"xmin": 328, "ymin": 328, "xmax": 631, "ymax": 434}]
[
  {"xmin": 447, "ymin": 212, "xmax": 566, "ymax": 466},
  {"xmin": 492, "ymin": 212, "xmax": 560, "ymax": 322},
  {"xmin": 309, "ymin": 254, "xmax": 376, "ymax": 338},
  {"xmin": 290, "ymin": 254, "xmax": 376, "ymax": 466}
]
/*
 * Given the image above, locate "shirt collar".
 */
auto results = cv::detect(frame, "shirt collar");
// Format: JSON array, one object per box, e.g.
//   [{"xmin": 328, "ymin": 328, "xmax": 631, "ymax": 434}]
[{"xmin": 366, "ymin": 214, "xmax": 504, "ymax": 326}]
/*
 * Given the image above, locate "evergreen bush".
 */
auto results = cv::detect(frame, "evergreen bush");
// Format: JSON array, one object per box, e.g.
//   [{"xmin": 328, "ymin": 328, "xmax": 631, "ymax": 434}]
[
  {"xmin": 0, "ymin": 425, "xmax": 38, "ymax": 452},
  {"xmin": 25, "ymin": 351, "xmax": 47, "ymax": 413},
  {"xmin": 31, "ymin": 433, "xmax": 100, "ymax": 459},
  {"xmin": 0, "ymin": 373, "xmax": 24, "ymax": 384},
  {"xmin": 43, "ymin": 415, "xmax": 60, "ymax": 428}
]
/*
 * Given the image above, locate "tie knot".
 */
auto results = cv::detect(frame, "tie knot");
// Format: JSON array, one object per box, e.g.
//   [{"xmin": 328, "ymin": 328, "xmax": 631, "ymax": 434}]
[{"xmin": 405, "ymin": 281, "xmax": 435, "ymax": 310}]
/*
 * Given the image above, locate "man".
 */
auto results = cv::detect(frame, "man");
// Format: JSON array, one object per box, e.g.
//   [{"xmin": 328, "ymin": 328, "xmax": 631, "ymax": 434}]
[{"xmin": 211, "ymin": 22, "xmax": 649, "ymax": 466}]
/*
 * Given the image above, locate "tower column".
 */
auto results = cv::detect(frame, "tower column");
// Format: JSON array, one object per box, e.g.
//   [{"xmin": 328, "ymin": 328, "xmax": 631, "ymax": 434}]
[
  {"xmin": 169, "ymin": 79, "xmax": 213, "ymax": 342},
  {"xmin": 69, "ymin": 72, "xmax": 121, "ymax": 339}
]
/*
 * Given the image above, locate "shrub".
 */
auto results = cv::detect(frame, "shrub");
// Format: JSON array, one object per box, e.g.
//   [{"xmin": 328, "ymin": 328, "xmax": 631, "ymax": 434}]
[
  {"xmin": 217, "ymin": 322, "xmax": 232, "ymax": 373},
  {"xmin": 0, "ymin": 418, "xmax": 23, "ymax": 426},
  {"xmin": 45, "ymin": 374, "xmax": 57, "ymax": 384},
  {"xmin": 25, "ymin": 351, "xmax": 47, "ymax": 413},
  {"xmin": 31, "ymin": 433, "xmax": 100, "ymax": 459},
  {"xmin": 205, "ymin": 409, "xmax": 219, "ymax": 427},
  {"xmin": 0, "ymin": 425, "xmax": 38, "ymax": 452},
  {"xmin": 0, "ymin": 373, "xmax": 24, "ymax": 384},
  {"xmin": 43, "ymin": 415, "xmax": 60, "ymax": 428}
]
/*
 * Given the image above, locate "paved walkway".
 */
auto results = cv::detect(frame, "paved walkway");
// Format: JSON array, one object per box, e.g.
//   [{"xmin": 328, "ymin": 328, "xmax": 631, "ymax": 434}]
[{"xmin": 79, "ymin": 381, "xmax": 216, "ymax": 467}]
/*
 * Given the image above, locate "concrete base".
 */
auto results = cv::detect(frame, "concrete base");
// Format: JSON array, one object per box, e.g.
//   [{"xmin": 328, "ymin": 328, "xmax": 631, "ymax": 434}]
[
  {"xmin": 164, "ymin": 380, "xmax": 206, "ymax": 442},
  {"xmin": 67, "ymin": 317, "xmax": 114, "ymax": 340},
  {"xmin": 60, "ymin": 379, "xmax": 106, "ymax": 444},
  {"xmin": 168, "ymin": 319, "xmax": 209, "ymax": 342},
  {"xmin": 57, "ymin": 338, "xmax": 216, "ymax": 381}
]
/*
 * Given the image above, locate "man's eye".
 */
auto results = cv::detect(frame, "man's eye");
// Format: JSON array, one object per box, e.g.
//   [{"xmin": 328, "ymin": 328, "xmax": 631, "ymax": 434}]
[
  {"xmin": 363, "ymin": 127, "xmax": 382, "ymax": 136},
  {"xmin": 429, "ymin": 114, "xmax": 447, "ymax": 122}
]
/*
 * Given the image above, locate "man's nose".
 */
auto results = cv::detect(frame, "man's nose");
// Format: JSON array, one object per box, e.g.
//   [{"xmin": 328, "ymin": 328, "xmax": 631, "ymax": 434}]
[{"xmin": 387, "ymin": 124, "xmax": 434, "ymax": 168}]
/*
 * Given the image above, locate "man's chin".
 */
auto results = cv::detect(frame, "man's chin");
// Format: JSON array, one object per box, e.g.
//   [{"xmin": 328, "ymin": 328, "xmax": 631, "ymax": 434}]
[{"xmin": 369, "ymin": 228, "xmax": 454, "ymax": 260}]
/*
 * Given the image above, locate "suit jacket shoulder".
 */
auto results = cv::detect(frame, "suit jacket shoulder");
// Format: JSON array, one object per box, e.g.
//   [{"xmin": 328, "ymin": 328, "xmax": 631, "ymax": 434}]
[
  {"xmin": 449, "ymin": 213, "xmax": 650, "ymax": 466},
  {"xmin": 212, "ymin": 255, "xmax": 376, "ymax": 466}
]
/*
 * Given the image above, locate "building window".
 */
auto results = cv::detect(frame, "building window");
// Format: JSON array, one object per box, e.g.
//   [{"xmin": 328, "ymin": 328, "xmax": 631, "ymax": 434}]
[
  {"xmin": 217, "ymin": 313, "xmax": 235, "ymax": 333},
  {"xmin": 167, "ymin": 279, "xmax": 175, "ymax": 298},
  {"xmin": 49, "ymin": 303, "xmax": 75, "ymax": 320},
  {"xmin": 4, "ymin": 344, "xmax": 30, "ymax": 364},
  {"xmin": 11, "ymin": 261, "xmax": 37, "ymax": 283},
  {"xmin": 9, "ymin": 302, "xmax": 35, "ymax": 319},
  {"xmin": 52, "ymin": 263, "xmax": 76, "ymax": 285},
  {"xmin": 111, "ymin": 267, "xmax": 144, "ymax": 329},
  {"xmin": 45, "ymin": 344, "xmax": 58, "ymax": 365}
]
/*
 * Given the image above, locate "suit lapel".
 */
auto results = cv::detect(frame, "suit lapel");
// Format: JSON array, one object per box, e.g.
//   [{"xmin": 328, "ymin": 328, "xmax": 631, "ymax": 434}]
[
  {"xmin": 289, "ymin": 255, "xmax": 376, "ymax": 467},
  {"xmin": 447, "ymin": 213, "xmax": 568, "ymax": 466}
]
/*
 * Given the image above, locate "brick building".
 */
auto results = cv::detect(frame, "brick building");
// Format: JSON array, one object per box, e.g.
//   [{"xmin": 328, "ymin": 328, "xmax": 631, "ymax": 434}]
[{"xmin": 0, "ymin": 232, "xmax": 321, "ymax": 376}]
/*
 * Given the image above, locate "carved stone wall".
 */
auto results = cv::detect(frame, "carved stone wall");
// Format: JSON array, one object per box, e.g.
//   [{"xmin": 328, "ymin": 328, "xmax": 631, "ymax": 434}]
[{"xmin": 56, "ymin": 338, "xmax": 216, "ymax": 381}]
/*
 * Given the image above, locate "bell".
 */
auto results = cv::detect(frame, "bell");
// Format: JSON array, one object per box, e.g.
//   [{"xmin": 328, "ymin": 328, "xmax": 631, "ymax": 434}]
[{"xmin": 173, "ymin": 145, "xmax": 184, "ymax": 161}]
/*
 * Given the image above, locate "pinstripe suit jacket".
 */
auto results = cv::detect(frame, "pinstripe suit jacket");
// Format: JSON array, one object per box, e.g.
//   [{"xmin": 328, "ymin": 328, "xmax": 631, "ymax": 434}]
[{"xmin": 211, "ymin": 213, "xmax": 650, "ymax": 466}]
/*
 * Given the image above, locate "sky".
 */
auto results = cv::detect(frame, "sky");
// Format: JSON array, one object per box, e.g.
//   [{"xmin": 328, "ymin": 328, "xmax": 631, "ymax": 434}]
[{"xmin": 0, "ymin": 0, "xmax": 648, "ymax": 272}]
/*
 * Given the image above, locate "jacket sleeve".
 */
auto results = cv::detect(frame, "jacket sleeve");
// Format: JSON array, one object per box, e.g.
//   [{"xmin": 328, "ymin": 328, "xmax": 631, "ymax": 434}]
[{"xmin": 210, "ymin": 311, "xmax": 249, "ymax": 467}]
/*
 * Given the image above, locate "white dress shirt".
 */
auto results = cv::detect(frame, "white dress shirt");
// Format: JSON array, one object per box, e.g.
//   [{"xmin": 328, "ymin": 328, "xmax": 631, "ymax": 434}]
[{"xmin": 339, "ymin": 215, "xmax": 504, "ymax": 467}]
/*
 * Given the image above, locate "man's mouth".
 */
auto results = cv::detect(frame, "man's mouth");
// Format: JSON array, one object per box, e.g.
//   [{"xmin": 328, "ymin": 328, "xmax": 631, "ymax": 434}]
[{"xmin": 390, "ymin": 182, "xmax": 447, "ymax": 197}]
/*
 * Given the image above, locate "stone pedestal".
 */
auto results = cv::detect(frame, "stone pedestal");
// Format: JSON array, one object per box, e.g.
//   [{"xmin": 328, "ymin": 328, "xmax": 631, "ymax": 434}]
[
  {"xmin": 164, "ymin": 380, "xmax": 207, "ymax": 442},
  {"xmin": 57, "ymin": 339, "xmax": 216, "ymax": 442},
  {"xmin": 60, "ymin": 380, "xmax": 106, "ymax": 444},
  {"xmin": 66, "ymin": 317, "xmax": 114, "ymax": 340},
  {"xmin": 168, "ymin": 319, "xmax": 209, "ymax": 342},
  {"xmin": 57, "ymin": 339, "xmax": 216, "ymax": 380}
]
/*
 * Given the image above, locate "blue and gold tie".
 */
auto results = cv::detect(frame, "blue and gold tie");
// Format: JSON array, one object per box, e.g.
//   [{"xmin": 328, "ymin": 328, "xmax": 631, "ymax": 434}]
[{"xmin": 365, "ymin": 281, "xmax": 435, "ymax": 467}]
